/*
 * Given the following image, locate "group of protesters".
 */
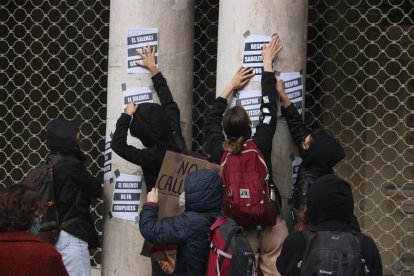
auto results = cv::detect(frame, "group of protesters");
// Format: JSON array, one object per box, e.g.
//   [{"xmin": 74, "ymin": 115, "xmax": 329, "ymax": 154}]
[{"xmin": 0, "ymin": 35, "xmax": 382, "ymax": 276}]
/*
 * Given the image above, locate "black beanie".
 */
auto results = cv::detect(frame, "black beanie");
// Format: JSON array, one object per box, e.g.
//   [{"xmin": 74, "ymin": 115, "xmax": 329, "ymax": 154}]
[
  {"xmin": 130, "ymin": 103, "xmax": 171, "ymax": 147},
  {"xmin": 307, "ymin": 174, "xmax": 354, "ymax": 225}
]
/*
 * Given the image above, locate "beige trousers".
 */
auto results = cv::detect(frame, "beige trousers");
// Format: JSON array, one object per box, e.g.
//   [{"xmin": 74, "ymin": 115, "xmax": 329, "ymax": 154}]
[{"xmin": 244, "ymin": 216, "xmax": 288, "ymax": 276}]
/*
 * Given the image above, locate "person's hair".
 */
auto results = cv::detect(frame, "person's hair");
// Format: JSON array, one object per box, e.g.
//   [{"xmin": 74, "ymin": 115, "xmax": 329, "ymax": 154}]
[
  {"xmin": 0, "ymin": 184, "xmax": 42, "ymax": 232},
  {"xmin": 222, "ymin": 106, "xmax": 251, "ymax": 154},
  {"xmin": 223, "ymin": 137, "xmax": 245, "ymax": 155}
]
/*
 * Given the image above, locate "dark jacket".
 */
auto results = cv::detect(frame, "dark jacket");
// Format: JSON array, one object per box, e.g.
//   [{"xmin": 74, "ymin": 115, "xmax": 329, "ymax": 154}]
[
  {"xmin": 204, "ymin": 71, "xmax": 281, "ymax": 202},
  {"xmin": 281, "ymin": 104, "xmax": 345, "ymax": 209},
  {"xmin": 111, "ymin": 72, "xmax": 184, "ymax": 192},
  {"xmin": 47, "ymin": 118, "xmax": 102, "ymax": 248},
  {"xmin": 277, "ymin": 175, "xmax": 382, "ymax": 276},
  {"xmin": 0, "ymin": 231, "xmax": 69, "ymax": 276},
  {"xmin": 139, "ymin": 169, "xmax": 223, "ymax": 276}
]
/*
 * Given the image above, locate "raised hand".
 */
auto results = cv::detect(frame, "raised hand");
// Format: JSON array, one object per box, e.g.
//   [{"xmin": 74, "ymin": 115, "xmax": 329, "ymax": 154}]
[
  {"xmin": 262, "ymin": 34, "xmax": 282, "ymax": 72},
  {"xmin": 136, "ymin": 45, "xmax": 158, "ymax": 76}
]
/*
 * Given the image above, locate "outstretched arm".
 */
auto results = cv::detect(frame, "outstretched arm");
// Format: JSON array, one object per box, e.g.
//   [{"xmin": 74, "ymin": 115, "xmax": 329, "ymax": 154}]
[
  {"xmin": 111, "ymin": 103, "xmax": 152, "ymax": 166},
  {"xmin": 139, "ymin": 189, "xmax": 189, "ymax": 245},
  {"xmin": 136, "ymin": 45, "xmax": 182, "ymax": 135},
  {"xmin": 204, "ymin": 67, "xmax": 254, "ymax": 164},
  {"xmin": 276, "ymin": 77, "xmax": 311, "ymax": 149},
  {"xmin": 253, "ymin": 35, "xmax": 282, "ymax": 155}
]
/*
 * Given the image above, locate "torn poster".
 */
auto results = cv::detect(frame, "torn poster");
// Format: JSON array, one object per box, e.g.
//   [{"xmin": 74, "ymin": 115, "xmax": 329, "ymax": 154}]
[
  {"xmin": 236, "ymin": 90, "xmax": 262, "ymax": 134},
  {"xmin": 127, "ymin": 28, "xmax": 158, "ymax": 74},
  {"xmin": 122, "ymin": 83, "xmax": 154, "ymax": 109},
  {"xmin": 242, "ymin": 34, "xmax": 271, "ymax": 82},
  {"xmin": 104, "ymin": 136, "xmax": 112, "ymax": 181},
  {"xmin": 279, "ymin": 72, "xmax": 303, "ymax": 114},
  {"xmin": 111, "ymin": 173, "xmax": 143, "ymax": 221}
]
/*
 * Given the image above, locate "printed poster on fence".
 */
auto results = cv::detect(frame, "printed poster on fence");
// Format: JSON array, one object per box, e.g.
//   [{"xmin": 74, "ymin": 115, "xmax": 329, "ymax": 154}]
[
  {"xmin": 111, "ymin": 173, "xmax": 143, "ymax": 221},
  {"xmin": 236, "ymin": 90, "xmax": 262, "ymax": 135},
  {"xmin": 242, "ymin": 34, "xmax": 271, "ymax": 82},
  {"xmin": 127, "ymin": 28, "xmax": 158, "ymax": 74},
  {"xmin": 103, "ymin": 136, "xmax": 112, "ymax": 181},
  {"xmin": 121, "ymin": 83, "xmax": 154, "ymax": 109},
  {"xmin": 279, "ymin": 72, "xmax": 304, "ymax": 114}
]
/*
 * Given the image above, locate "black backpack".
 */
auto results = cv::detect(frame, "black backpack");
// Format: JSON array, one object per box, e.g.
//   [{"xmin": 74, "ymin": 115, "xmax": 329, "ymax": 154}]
[
  {"xmin": 300, "ymin": 229, "xmax": 367, "ymax": 276},
  {"xmin": 206, "ymin": 217, "xmax": 255, "ymax": 276}
]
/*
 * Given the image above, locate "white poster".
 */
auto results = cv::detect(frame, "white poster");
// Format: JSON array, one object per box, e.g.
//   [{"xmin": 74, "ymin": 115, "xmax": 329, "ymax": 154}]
[
  {"xmin": 111, "ymin": 173, "xmax": 143, "ymax": 221},
  {"xmin": 121, "ymin": 83, "xmax": 154, "ymax": 109},
  {"xmin": 242, "ymin": 34, "xmax": 271, "ymax": 82},
  {"xmin": 127, "ymin": 28, "xmax": 158, "ymax": 74},
  {"xmin": 235, "ymin": 90, "xmax": 262, "ymax": 134},
  {"xmin": 279, "ymin": 72, "xmax": 304, "ymax": 114},
  {"xmin": 291, "ymin": 156, "xmax": 302, "ymax": 188},
  {"xmin": 103, "ymin": 136, "xmax": 112, "ymax": 181}
]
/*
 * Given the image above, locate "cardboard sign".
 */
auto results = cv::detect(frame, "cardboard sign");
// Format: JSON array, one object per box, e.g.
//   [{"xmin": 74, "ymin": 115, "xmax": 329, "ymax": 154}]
[{"xmin": 141, "ymin": 151, "xmax": 222, "ymax": 258}]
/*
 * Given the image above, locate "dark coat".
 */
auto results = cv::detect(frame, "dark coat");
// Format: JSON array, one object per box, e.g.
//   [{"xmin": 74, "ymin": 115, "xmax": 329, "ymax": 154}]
[
  {"xmin": 204, "ymin": 71, "xmax": 281, "ymax": 203},
  {"xmin": 0, "ymin": 231, "xmax": 69, "ymax": 276},
  {"xmin": 281, "ymin": 103, "xmax": 345, "ymax": 209},
  {"xmin": 139, "ymin": 169, "xmax": 223, "ymax": 276},
  {"xmin": 111, "ymin": 72, "xmax": 184, "ymax": 192},
  {"xmin": 277, "ymin": 175, "xmax": 382, "ymax": 276},
  {"xmin": 47, "ymin": 118, "xmax": 102, "ymax": 248}
]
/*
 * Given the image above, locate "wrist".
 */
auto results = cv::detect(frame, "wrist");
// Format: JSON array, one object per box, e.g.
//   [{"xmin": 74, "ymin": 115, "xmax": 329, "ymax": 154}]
[{"xmin": 149, "ymin": 66, "xmax": 158, "ymax": 76}]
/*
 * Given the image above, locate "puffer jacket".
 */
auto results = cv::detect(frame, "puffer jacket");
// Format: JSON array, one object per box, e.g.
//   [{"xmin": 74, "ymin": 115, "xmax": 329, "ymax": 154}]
[
  {"xmin": 47, "ymin": 118, "xmax": 102, "ymax": 248},
  {"xmin": 139, "ymin": 169, "xmax": 223, "ymax": 276}
]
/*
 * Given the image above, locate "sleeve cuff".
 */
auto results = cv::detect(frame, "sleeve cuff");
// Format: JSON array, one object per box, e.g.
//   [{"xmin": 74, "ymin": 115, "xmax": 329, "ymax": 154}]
[
  {"xmin": 151, "ymin": 71, "xmax": 163, "ymax": 83},
  {"xmin": 143, "ymin": 202, "xmax": 159, "ymax": 210}
]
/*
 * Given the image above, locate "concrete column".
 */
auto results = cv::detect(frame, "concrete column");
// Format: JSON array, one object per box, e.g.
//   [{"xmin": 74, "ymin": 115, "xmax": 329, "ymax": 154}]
[
  {"xmin": 216, "ymin": 0, "xmax": 309, "ymax": 228},
  {"xmin": 102, "ymin": 1, "xmax": 194, "ymax": 275}
]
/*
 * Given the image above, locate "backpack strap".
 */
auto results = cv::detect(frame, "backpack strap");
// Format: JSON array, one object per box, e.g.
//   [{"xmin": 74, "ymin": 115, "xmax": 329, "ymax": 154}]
[
  {"xmin": 209, "ymin": 217, "xmax": 228, "ymax": 232},
  {"xmin": 171, "ymin": 131, "xmax": 186, "ymax": 153}
]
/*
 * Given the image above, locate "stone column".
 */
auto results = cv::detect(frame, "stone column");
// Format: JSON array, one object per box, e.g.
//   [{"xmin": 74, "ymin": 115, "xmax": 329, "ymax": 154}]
[
  {"xmin": 102, "ymin": 1, "xmax": 194, "ymax": 275},
  {"xmin": 216, "ymin": 0, "xmax": 309, "ymax": 228}
]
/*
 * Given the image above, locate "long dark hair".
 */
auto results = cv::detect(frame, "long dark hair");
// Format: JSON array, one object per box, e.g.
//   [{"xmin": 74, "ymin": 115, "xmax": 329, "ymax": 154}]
[{"xmin": 222, "ymin": 106, "xmax": 251, "ymax": 154}]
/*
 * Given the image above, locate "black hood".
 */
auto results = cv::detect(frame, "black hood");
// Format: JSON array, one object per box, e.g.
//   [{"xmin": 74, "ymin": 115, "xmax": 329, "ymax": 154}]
[
  {"xmin": 46, "ymin": 118, "xmax": 84, "ymax": 160},
  {"xmin": 184, "ymin": 169, "xmax": 223, "ymax": 213},
  {"xmin": 307, "ymin": 174, "xmax": 354, "ymax": 225},
  {"xmin": 301, "ymin": 129, "xmax": 345, "ymax": 170},
  {"xmin": 130, "ymin": 103, "xmax": 175, "ymax": 149}
]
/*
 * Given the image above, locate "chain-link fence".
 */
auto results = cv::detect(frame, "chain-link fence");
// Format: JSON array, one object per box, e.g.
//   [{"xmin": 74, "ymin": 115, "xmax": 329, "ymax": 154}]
[
  {"xmin": 306, "ymin": 0, "xmax": 413, "ymax": 275},
  {"xmin": 0, "ymin": 0, "xmax": 109, "ymax": 267},
  {"xmin": 1, "ymin": 1, "xmax": 413, "ymax": 274}
]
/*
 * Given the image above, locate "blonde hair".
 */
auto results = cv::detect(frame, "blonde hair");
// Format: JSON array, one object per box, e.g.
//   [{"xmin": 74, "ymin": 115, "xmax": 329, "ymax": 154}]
[{"xmin": 223, "ymin": 137, "xmax": 245, "ymax": 155}]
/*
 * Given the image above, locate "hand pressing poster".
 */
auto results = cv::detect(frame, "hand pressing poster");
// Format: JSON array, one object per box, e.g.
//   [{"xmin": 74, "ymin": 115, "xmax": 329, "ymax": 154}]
[
  {"xmin": 103, "ymin": 136, "xmax": 112, "ymax": 181},
  {"xmin": 121, "ymin": 83, "xmax": 154, "ymax": 109},
  {"xmin": 235, "ymin": 90, "xmax": 262, "ymax": 134},
  {"xmin": 279, "ymin": 72, "xmax": 304, "ymax": 114},
  {"xmin": 127, "ymin": 28, "xmax": 158, "ymax": 74},
  {"xmin": 242, "ymin": 34, "xmax": 271, "ymax": 82},
  {"xmin": 111, "ymin": 173, "xmax": 143, "ymax": 221}
]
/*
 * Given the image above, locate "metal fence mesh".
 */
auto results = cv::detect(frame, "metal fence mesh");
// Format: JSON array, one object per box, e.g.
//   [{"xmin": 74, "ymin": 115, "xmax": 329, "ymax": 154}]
[
  {"xmin": 1, "ymin": 0, "xmax": 413, "ymax": 274},
  {"xmin": 306, "ymin": 0, "xmax": 413, "ymax": 275},
  {"xmin": 0, "ymin": 0, "xmax": 109, "ymax": 267}
]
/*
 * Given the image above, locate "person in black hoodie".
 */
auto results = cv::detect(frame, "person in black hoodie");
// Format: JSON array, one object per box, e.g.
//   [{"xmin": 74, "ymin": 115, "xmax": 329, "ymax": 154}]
[
  {"xmin": 139, "ymin": 169, "xmax": 223, "ymax": 276},
  {"xmin": 204, "ymin": 35, "xmax": 288, "ymax": 276},
  {"xmin": 47, "ymin": 118, "xmax": 102, "ymax": 276},
  {"xmin": 277, "ymin": 174, "xmax": 383, "ymax": 276},
  {"xmin": 111, "ymin": 45, "xmax": 184, "ymax": 193},
  {"xmin": 111, "ymin": 45, "xmax": 187, "ymax": 276},
  {"xmin": 276, "ymin": 80, "xmax": 346, "ymax": 231}
]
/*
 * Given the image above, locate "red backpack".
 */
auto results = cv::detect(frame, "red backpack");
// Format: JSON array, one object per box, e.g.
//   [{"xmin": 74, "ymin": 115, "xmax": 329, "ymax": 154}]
[
  {"xmin": 206, "ymin": 217, "xmax": 255, "ymax": 276},
  {"xmin": 220, "ymin": 139, "xmax": 277, "ymax": 227}
]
